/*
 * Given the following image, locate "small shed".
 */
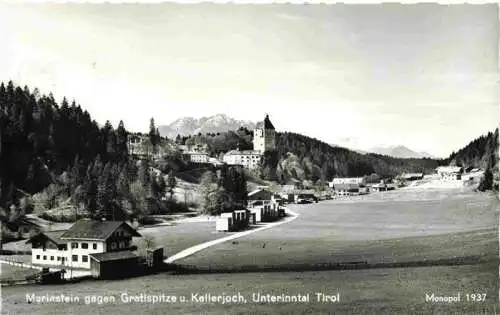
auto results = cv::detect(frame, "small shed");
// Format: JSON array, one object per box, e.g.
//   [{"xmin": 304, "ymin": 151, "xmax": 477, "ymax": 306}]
[
  {"xmin": 90, "ymin": 251, "xmax": 139, "ymax": 279},
  {"xmin": 216, "ymin": 217, "xmax": 233, "ymax": 232},
  {"xmin": 146, "ymin": 247, "xmax": 164, "ymax": 269}
]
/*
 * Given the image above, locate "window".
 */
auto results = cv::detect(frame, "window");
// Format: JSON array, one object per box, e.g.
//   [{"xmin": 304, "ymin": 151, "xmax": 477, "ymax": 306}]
[
  {"xmin": 50, "ymin": 256, "xmax": 54, "ymax": 261},
  {"xmin": 81, "ymin": 243, "xmax": 88, "ymax": 249},
  {"xmin": 36, "ymin": 255, "xmax": 40, "ymax": 260},
  {"xmin": 82, "ymin": 255, "xmax": 88, "ymax": 263},
  {"xmin": 43, "ymin": 256, "xmax": 47, "ymax": 260},
  {"xmin": 110, "ymin": 242, "xmax": 117, "ymax": 250},
  {"xmin": 72, "ymin": 255, "xmax": 78, "ymax": 262},
  {"xmin": 61, "ymin": 257, "xmax": 65, "ymax": 263},
  {"xmin": 57, "ymin": 257, "xmax": 61, "ymax": 261},
  {"xmin": 71, "ymin": 242, "xmax": 78, "ymax": 249},
  {"xmin": 93, "ymin": 243, "xmax": 97, "ymax": 250}
]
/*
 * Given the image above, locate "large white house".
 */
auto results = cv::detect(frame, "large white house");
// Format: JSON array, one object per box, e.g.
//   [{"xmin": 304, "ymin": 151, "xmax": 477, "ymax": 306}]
[
  {"xmin": 328, "ymin": 177, "xmax": 365, "ymax": 188},
  {"xmin": 436, "ymin": 166, "xmax": 463, "ymax": 180},
  {"xmin": 27, "ymin": 219, "xmax": 141, "ymax": 269},
  {"xmin": 223, "ymin": 150, "xmax": 262, "ymax": 169}
]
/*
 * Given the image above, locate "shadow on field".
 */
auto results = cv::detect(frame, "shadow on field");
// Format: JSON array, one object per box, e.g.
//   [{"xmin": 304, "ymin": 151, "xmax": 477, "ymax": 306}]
[{"xmin": 167, "ymin": 255, "xmax": 496, "ymax": 275}]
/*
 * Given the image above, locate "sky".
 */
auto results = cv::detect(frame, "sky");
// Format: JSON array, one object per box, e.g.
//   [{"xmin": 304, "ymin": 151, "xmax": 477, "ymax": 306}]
[{"xmin": 0, "ymin": 3, "xmax": 498, "ymax": 158}]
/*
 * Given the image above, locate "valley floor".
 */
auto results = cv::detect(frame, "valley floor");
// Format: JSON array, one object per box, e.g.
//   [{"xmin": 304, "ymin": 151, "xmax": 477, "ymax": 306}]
[{"xmin": 2, "ymin": 185, "xmax": 499, "ymax": 314}]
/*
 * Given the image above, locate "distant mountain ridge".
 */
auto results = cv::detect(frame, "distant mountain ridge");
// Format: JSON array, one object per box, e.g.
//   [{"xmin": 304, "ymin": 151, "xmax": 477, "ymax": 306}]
[
  {"xmin": 158, "ymin": 114, "xmax": 256, "ymax": 139},
  {"xmin": 368, "ymin": 145, "xmax": 436, "ymax": 159}
]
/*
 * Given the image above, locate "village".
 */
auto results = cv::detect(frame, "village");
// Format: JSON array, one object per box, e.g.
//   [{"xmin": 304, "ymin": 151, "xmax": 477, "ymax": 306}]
[{"xmin": 0, "ymin": 114, "xmax": 487, "ymax": 284}]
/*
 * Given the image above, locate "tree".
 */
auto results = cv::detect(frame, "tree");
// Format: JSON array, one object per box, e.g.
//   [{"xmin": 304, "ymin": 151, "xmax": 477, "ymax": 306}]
[
  {"xmin": 478, "ymin": 169, "xmax": 493, "ymax": 191},
  {"xmin": 166, "ymin": 171, "xmax": 177, "ymax": 200},
  {"xmin": 158, "ymin": 175, "xmax": 167, "ymax": 199},
  {"xmin": 138, "ymin": 159, "xmax": 151, "ymax": 188},
  {"xmin": 148, "ymin": 118, "xmax": 160, "ymax": 152},
  {"xmin": 199, "ymin": 171, "xmax": 223, "ymax": 215}
]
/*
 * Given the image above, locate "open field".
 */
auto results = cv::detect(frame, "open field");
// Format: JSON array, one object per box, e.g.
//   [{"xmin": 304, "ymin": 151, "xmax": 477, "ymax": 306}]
[
  {"xmin": 177, "ymin": 187, "xmax": 498, "ymax": 269},
  {"xmin": 2, "ymin": 262, "xmax": 498, "ymax": 314},
  {"xmin": 133, "ymin": 219, "xmax": 233, "ymax": 257},
  {"xmin": 0, "ymin": 264, "xmax": 39, "ymax": 282}
]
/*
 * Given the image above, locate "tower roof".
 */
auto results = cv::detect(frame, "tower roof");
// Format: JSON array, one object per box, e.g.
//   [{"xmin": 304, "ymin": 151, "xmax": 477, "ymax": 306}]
[{"xmin": 256, "ymin": 114, "xmax": 275, "ymax": 130}]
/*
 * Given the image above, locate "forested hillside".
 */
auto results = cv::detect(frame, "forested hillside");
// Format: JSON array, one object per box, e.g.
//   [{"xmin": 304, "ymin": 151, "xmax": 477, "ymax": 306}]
[
  {"xmin": 271, "ymin": 132, "xmax": 441, "ymax": 183},
  {"xmin": 444, "ymin": 129, "xmax": 498, "ymax": 171},
  {"xmin": 177, "ymin": 129, "xmax": 442, "ymax": 183},
  {"xmin": 0, "ymin": 81, "xmax": 177, "ymax": 224},
  {"xmin": 444, "ymin": 128, "xmax": 499, "ymax": 191}
]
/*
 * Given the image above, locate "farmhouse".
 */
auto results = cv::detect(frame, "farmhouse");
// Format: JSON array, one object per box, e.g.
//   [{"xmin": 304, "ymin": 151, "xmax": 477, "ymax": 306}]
[
  {"xmin": 328, "ymin": 177, "xmax": 365, "ymax": 188},
  {"xmin": 371, "ymin": 183, "xmax": 388, "ymax": 192},
  {"xmin": 436, "ymin": 166, "xmax": 463, "ymax": 180},
  {"xmin": 332, "ymin": 183, "xmax": 362, "ymax": 196},
  {"xmin": 27, "ymin": 219, "xmax": 142, "ymax": 270}
]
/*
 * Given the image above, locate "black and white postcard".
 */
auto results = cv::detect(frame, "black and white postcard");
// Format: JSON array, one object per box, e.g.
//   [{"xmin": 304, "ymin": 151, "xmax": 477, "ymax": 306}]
[{"xmin": 0, "ymin": 2, "xmax": 498, "ymax": 314}]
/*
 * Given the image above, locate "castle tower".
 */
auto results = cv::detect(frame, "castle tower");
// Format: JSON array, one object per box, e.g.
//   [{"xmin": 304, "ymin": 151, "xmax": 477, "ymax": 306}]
[{"xmin": 253, "ymin": 114, "xmax": 276, "ymax": 154}]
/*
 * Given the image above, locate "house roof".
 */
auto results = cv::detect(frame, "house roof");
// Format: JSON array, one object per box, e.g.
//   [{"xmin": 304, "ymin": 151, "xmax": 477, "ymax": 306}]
[
  {"xmin": 255, "ymin": 115, "xmax": 275, "ymax": 130},
  {"xmin": 248, "ymin": 189, "xmax": 271, "ymax": 197},
  {"xmin": 89, "ymin": 251, "xmax": 138, "ymax": 262},
  {"xmin": 333, "ymin": 183, "xmax": 360, "ymax": 190},
  {"xmin": 60, "ymin": 220, "xmax": 141, "ymax": 241},
  {"xmin": 436, "ymin": 166, "xmax": 462, "ymax": 173},
  {"xmin": 5, "ymin": 216, "xmax": 41, "ymax": 231},
  {"xmin": 330, "ymin": 177, "xmax": 364, "ymax": 185},
  {"xmin": 224, "ymin": 150, "xmax": 261, "ymax": 156},
  {"xmin": 402, "ymin": 173, "xmax": 424, "ymax": 178},
  {"xmin": 26, "ymin": 230, "xmax": 67, "ymax": 245}
]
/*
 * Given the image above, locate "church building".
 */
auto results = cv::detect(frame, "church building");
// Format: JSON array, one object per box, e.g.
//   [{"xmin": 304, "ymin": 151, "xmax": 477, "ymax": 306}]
[{"xmin": 223, "ymin": 114, "xmax": 276, "ymax": 169}]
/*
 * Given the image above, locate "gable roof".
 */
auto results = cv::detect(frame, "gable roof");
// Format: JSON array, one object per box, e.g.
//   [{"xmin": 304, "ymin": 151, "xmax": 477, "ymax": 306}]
[
  {"xmin": 256, "ymin": 115, "xmax": 275, "ymax": 130},
  {"xmin": 333, "ymin": 183, "xmax": 360, "ymax": 190},
  {"xmin": 60, "ymin": 220, "xmax": 141, "ymax": 241},
  {"xmin": 224, "ymin": 150, "xmax": 261, "ymax": 156},
  {"xmin": 436, "ymin": 166, "xmax": 462, "ymax": 173},
  {"xmin": 90, "ymin": 251, "xmax": 138, "ymax": 262},
  {"xmin": 5, "ymin": 216, "xmax": 42, "ymax": 231},
  {"xmin": 26, "ymin": 230, "xmax": 67, "ymax": 245},
  {"xmin": 248, "ymin": 189, "xmax": 271, "ymax": 197}
]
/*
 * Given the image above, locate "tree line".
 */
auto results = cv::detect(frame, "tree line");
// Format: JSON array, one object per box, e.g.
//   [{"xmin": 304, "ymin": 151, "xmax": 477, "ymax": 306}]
[{"xmin": 0, "ymin": 81, "xmax": 184, "ymax": 226}]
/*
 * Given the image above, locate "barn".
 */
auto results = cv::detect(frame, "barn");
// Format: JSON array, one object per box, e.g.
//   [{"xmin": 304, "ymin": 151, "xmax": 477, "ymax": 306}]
[{"xmin": 89, "ymin": 251, "xmax": 139, "ymax": 279}]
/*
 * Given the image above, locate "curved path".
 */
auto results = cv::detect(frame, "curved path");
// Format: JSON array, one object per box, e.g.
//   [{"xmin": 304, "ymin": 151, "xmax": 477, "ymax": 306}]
[{"xmin": 164, "ymin": 207, "xmax": 299, "ymax": 263}]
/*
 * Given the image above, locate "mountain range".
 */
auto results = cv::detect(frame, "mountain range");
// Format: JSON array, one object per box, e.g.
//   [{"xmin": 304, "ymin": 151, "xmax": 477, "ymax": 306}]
[
  {"xmin": 158, "ymin": 114, "xmax": 255, "ymax": 139},
  {"xmin": 368, "ymin": 146, "xmax": 436, "ymax": 159},
  {"xmin": 160, "ymin": 114, "xmax": 437, "ymax": 159}
]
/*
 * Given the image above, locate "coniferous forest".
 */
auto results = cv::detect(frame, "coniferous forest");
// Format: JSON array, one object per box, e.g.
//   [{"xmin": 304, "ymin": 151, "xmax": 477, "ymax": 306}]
[{"xmin": 0, "ymin": 81, "xmax": 192, "ymax": 226}]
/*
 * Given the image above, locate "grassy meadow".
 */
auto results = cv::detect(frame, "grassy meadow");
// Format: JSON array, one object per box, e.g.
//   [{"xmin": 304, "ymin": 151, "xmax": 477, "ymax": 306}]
[{"xmin": 2, "ymin": 186, "xmax": 498, "ymax": 314}]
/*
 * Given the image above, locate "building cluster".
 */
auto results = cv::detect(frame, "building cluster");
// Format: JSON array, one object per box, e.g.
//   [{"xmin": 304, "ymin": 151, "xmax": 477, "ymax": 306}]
[
  {"xmin": 215, "ymin": 187, "xmax": 285, "ymax": 232},
  {"xmin": 222, "ymin": 115, "xmax": 276, "ymax": 169},
  {"xmin": 126, "ymin": 114, "xmax": 276, "ymax": 171}
]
